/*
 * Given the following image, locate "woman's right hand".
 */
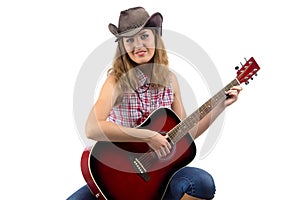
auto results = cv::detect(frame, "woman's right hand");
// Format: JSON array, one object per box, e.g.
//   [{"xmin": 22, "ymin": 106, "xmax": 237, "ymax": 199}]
[{"xmin": 145, "ymin": 131, "xmax": 172, "ymax": 158}]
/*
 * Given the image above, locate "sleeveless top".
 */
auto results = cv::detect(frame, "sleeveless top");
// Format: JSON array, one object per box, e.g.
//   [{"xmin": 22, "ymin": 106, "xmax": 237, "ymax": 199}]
[{"xmin": 106, "ymin": 69, "xmax": 174, "ymax": 128}]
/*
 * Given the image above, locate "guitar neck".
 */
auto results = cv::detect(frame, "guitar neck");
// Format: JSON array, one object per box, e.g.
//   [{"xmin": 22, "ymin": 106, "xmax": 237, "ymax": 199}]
[{"xmin": 168, "ymin": 78, "xmax": 240, "ymax": 143}]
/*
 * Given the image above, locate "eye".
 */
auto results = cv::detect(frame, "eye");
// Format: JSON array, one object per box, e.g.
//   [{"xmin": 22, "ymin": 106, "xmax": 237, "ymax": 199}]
[
  {"xmin": 140, "ymin": 33, "xmax": 149, "ymax": 40},
  {"xmin": 125, "ymin": 38, "xmax": 134, "ymax": 43}
]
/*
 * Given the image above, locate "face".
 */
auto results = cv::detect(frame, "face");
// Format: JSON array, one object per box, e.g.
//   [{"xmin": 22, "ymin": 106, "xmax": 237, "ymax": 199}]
[{"xmin": 122, "ymin": 29, "xmax": 156, "ymax": 64}]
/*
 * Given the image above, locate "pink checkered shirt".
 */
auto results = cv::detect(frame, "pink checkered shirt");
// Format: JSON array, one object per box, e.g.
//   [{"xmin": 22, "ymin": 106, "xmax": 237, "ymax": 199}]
[{"xmin": 107, "ymin": 69, "xmax": 174, "ymax": 127}]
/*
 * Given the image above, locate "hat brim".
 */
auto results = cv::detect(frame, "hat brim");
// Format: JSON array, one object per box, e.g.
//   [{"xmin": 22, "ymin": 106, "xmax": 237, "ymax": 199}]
[{"xmin": 109, "ymin": 12, "xmax": 163, "ymax": 40}]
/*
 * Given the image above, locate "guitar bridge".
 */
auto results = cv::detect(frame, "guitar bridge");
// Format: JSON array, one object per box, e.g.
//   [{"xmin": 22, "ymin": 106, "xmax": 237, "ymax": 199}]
[{"xmin": 130, "ymin": 156, "xmax": 150, "ymax": 182}]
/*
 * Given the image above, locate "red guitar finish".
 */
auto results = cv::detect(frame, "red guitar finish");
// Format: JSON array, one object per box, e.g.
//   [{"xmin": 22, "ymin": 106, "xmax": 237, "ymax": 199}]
[
  {"xmin": 81, "ymin": 108, "xmax": 196, "ymax": 200},
  {"xmin": 81, "ymin": 57, "xmax": 261, "ymax": 200}
]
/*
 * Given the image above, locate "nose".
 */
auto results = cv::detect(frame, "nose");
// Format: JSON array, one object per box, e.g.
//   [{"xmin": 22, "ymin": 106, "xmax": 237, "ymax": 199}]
[{"xmin": 133, "ymin": 37, "xmax": 143, "ymax": 49}]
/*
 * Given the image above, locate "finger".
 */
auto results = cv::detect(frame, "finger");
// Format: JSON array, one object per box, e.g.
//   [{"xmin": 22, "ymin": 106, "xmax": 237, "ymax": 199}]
[
  {"xmin": 231, "ymin": 87, "xmax": 242, "ymax": 94},
  {"xmin": 226, "ymin": 86, "xmax": 242, "ymax": 94},
  {"xmin": 226, "ymin": 90, "xmax": 238, "ymax": 96},
  {"xmin": 167, "ymin": 140, "xmax": 172, "ymax": 149},
  {"xmin": 160, "ymin": 147, "xmax": 168, "ymax": 157},
  {"xmin": 165, "ymin": 135, "xmax": 173, "ymax": 148},
  {"xmin": 155, "ymin": 150, "xmax": 162, "ymax": 159},
  {"xmin": 231, "ymin": 90, "xmax": 238, "ymax": 95},
  {"xmin": 163, "ymin": 145, "xmax": 171, "ymax": 154},
  {"xmin": 231, "ymin": 85, "xmax": 243, "ymax": 91}
]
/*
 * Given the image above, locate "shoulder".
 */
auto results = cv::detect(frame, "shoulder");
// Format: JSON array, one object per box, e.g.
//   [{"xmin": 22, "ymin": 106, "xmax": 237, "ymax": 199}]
[
  {"xmin": 168, "ymin": 71, "xmax": 180, "ymax": 95},
  {"xmin": 168, "ymin": 70, "xmax": 187, "ymax": 119},
  {"xmin": 102, "ymin": 73, "xmax": 122, "ymax": 93},
  {"xmin": 97, "ymin": 73, "xmax": 122, "ymax": 102},
  {"xmin": 105, "ymin": 73, "xmax": 117, "ymax": 85}
]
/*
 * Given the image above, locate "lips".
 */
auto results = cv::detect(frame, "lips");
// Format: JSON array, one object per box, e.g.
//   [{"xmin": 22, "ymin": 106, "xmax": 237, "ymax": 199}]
[{"xmin": 135, "ymin": 50, "xmax": 147, "ymax": 57}]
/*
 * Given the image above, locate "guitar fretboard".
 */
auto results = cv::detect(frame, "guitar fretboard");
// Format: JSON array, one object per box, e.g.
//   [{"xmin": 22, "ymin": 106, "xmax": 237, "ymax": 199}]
[{"xmin": 168, "ymin": 78, "xmax": 240, "ymax": 143}]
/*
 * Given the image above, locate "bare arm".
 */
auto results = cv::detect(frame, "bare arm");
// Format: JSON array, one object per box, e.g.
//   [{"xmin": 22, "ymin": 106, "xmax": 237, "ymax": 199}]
[
  {"xmin": 85, "ymin": 74, "xmax": 156, "ymax": 141},
  {"xmin": 85, "ymin": 74, "xmax": 171, "ymax": 157}
]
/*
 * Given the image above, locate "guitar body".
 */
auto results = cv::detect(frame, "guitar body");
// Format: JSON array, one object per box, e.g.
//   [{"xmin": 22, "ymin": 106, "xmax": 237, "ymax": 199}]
[
  {"xmin": 81, "ymin": 107, "xmax": 197, "ymax": 200},
  {"xmin": 81, "ymin": 57, "xmax": 261, "ymax": 200}
]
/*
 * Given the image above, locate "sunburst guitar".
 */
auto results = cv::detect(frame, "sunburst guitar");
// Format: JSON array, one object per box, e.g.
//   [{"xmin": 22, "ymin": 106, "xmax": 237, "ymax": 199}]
[{"xmin": 81, "ymin": 57, "xmax": 261, "ymax": 199}]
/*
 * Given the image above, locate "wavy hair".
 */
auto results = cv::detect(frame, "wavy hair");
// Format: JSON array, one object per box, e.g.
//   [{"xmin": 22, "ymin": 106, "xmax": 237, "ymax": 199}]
[{"xmin": 108, "ymin": 30, "xmax": 170, "ymax": 90}]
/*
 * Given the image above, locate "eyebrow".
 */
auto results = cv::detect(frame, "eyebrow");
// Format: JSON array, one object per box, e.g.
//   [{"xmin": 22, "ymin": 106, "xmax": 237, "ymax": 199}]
[
  {"xmin": 129, "ymin": 30, "xmax": 147, "ymax": 38},
  {"xmin": 138, "ymin": 30, "xmax": 148, "ymax": 35},
  {"xmin": 124, "ymin": 30, "xmax": 149, "ymax": 39}
]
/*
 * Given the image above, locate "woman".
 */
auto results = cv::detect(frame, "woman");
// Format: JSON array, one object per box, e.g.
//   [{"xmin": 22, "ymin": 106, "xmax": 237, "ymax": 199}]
[{"xmin": 68, "ymin": 6, "xmax": 242, "ymax": 200}]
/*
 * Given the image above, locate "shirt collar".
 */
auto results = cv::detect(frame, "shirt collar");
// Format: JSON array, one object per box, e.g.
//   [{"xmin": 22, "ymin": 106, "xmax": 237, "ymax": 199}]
[{"xmin": 135, "ymin": 68, "xmax": 148, "ymax": 87}]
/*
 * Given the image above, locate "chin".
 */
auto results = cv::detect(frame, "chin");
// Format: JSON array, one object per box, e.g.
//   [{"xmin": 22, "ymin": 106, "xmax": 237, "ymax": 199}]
[{"xmin": 135, "ymin": 58, "xmax": 152, "ymax": 64}]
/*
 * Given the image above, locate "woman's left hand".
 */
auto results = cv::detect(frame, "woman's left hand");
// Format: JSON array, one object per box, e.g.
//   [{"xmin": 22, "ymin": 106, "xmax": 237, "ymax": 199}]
[{"xmin": 224, "ymin": 86, "xmax": 243, "ymax": 107}]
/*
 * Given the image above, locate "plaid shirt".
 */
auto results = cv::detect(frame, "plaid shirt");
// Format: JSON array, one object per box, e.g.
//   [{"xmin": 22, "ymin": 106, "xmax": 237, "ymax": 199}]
[{"xmin": 107, "ymin": 69, "xmax": 174, "ymax": 127}]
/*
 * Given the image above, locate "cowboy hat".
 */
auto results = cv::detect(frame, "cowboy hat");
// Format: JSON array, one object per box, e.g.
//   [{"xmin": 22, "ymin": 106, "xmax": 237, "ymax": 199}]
[{"xmin": 108, "ymin": 7, "xmax": 163, "ymax": 40}]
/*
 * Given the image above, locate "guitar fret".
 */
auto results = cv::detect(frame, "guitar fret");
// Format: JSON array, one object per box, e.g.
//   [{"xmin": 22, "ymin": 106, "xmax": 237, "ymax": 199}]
[
  {"xmin": 168, "ymin": 79, "xmax": 240, "ymax": 143},
  {"xmin": 83, "ymin": 58, "xmax": 261, "ymax": 200},
  {"xmin": 139, "ymin": 79, "xmax": 241, "ymax": 169}
]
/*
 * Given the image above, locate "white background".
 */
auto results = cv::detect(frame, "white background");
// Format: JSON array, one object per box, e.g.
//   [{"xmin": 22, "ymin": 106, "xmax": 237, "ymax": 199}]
[{"xmin": 1, "ymin": 0, "xmax": 299, "ymax": 199}]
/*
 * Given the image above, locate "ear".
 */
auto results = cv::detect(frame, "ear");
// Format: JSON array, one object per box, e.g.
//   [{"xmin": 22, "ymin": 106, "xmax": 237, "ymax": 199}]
[{"xmin": 108, "ymin": 23, "xmax": 119, "ymax": 35}]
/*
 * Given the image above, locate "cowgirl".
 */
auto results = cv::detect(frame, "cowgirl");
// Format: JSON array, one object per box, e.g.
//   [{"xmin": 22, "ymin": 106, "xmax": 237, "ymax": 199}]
[{"xmin": 68, "ymin": 7, "xmax": 242, "ymax": 200}]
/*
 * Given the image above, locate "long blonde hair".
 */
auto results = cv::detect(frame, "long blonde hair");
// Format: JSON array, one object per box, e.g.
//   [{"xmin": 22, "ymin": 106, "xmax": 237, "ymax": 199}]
[{"xmin": 108, "ymin": 30, "xmax": 170, "ymax": 90}]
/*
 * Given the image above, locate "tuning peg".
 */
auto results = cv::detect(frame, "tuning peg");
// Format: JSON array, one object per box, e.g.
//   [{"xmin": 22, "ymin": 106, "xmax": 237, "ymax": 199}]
[
  {"xmin": 245, "ymin": 81, "xmax": 249, "ymax": 85},
  {"xmin": 244, "ymin": 57, "xmax": 247, "ymax": 62},
  {"xmin": 235, "ymin": 66, "xmax": 239, "ymax": 70}
]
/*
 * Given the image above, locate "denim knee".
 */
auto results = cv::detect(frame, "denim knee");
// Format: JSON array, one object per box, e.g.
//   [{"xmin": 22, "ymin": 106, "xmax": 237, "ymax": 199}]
[
  {"xmin": 164, "ymin": 167, "xmax": 216, "ymax": 200},
  {"xmin": 67, "ymin": 185, "xmax": 96, "ymax": 200},
  {"xmin": 186, "ymin": 167, "xmax": 216, "ymax": 199}
]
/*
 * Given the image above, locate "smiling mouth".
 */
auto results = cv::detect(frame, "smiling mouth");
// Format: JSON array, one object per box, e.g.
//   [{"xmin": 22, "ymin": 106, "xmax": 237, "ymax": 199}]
[{"xmin": 135, "ymin": 50, "xmax": 147, "ymax": 57}]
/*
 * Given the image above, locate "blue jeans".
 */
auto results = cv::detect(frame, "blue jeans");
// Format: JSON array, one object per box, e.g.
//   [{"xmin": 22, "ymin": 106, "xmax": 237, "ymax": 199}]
[{"xmin": 67, "ymin": 167, "xmax": 215, "ymax": 200}]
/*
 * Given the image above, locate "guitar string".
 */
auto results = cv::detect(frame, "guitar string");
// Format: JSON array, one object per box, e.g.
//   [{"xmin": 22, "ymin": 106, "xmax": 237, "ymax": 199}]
[
  {"xmin": 136, "ymin": 79, "xmax": 240, "ymax": 170},
  {"xmin": 169, "ymin": 79, "xmax": 238, "ymax": 142},
  {"xmin": 139, "ymin": 79, "xmax": 239, "ymax": 169},
  {"xmin": 135, "ymin": 88, "xmax": 169, "ymax": 169}
]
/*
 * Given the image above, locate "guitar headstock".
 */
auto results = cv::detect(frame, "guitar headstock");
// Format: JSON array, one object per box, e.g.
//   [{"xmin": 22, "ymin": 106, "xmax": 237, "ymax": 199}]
[{"xmin": 236, "ymin": 57, "xmax": 260, "ymax": 85}]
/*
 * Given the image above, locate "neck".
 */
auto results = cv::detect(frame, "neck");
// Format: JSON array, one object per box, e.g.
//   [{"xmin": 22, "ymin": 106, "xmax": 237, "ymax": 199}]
[{"xmin": 136, "ymin": 63, "xmax": 153, "ymax": 82}]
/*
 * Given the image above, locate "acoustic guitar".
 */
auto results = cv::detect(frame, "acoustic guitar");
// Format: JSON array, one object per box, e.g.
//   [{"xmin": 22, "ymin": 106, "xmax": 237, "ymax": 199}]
[{"xmin": 81, "ymin": 57, "xmax": 260, "ymax": 199}]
